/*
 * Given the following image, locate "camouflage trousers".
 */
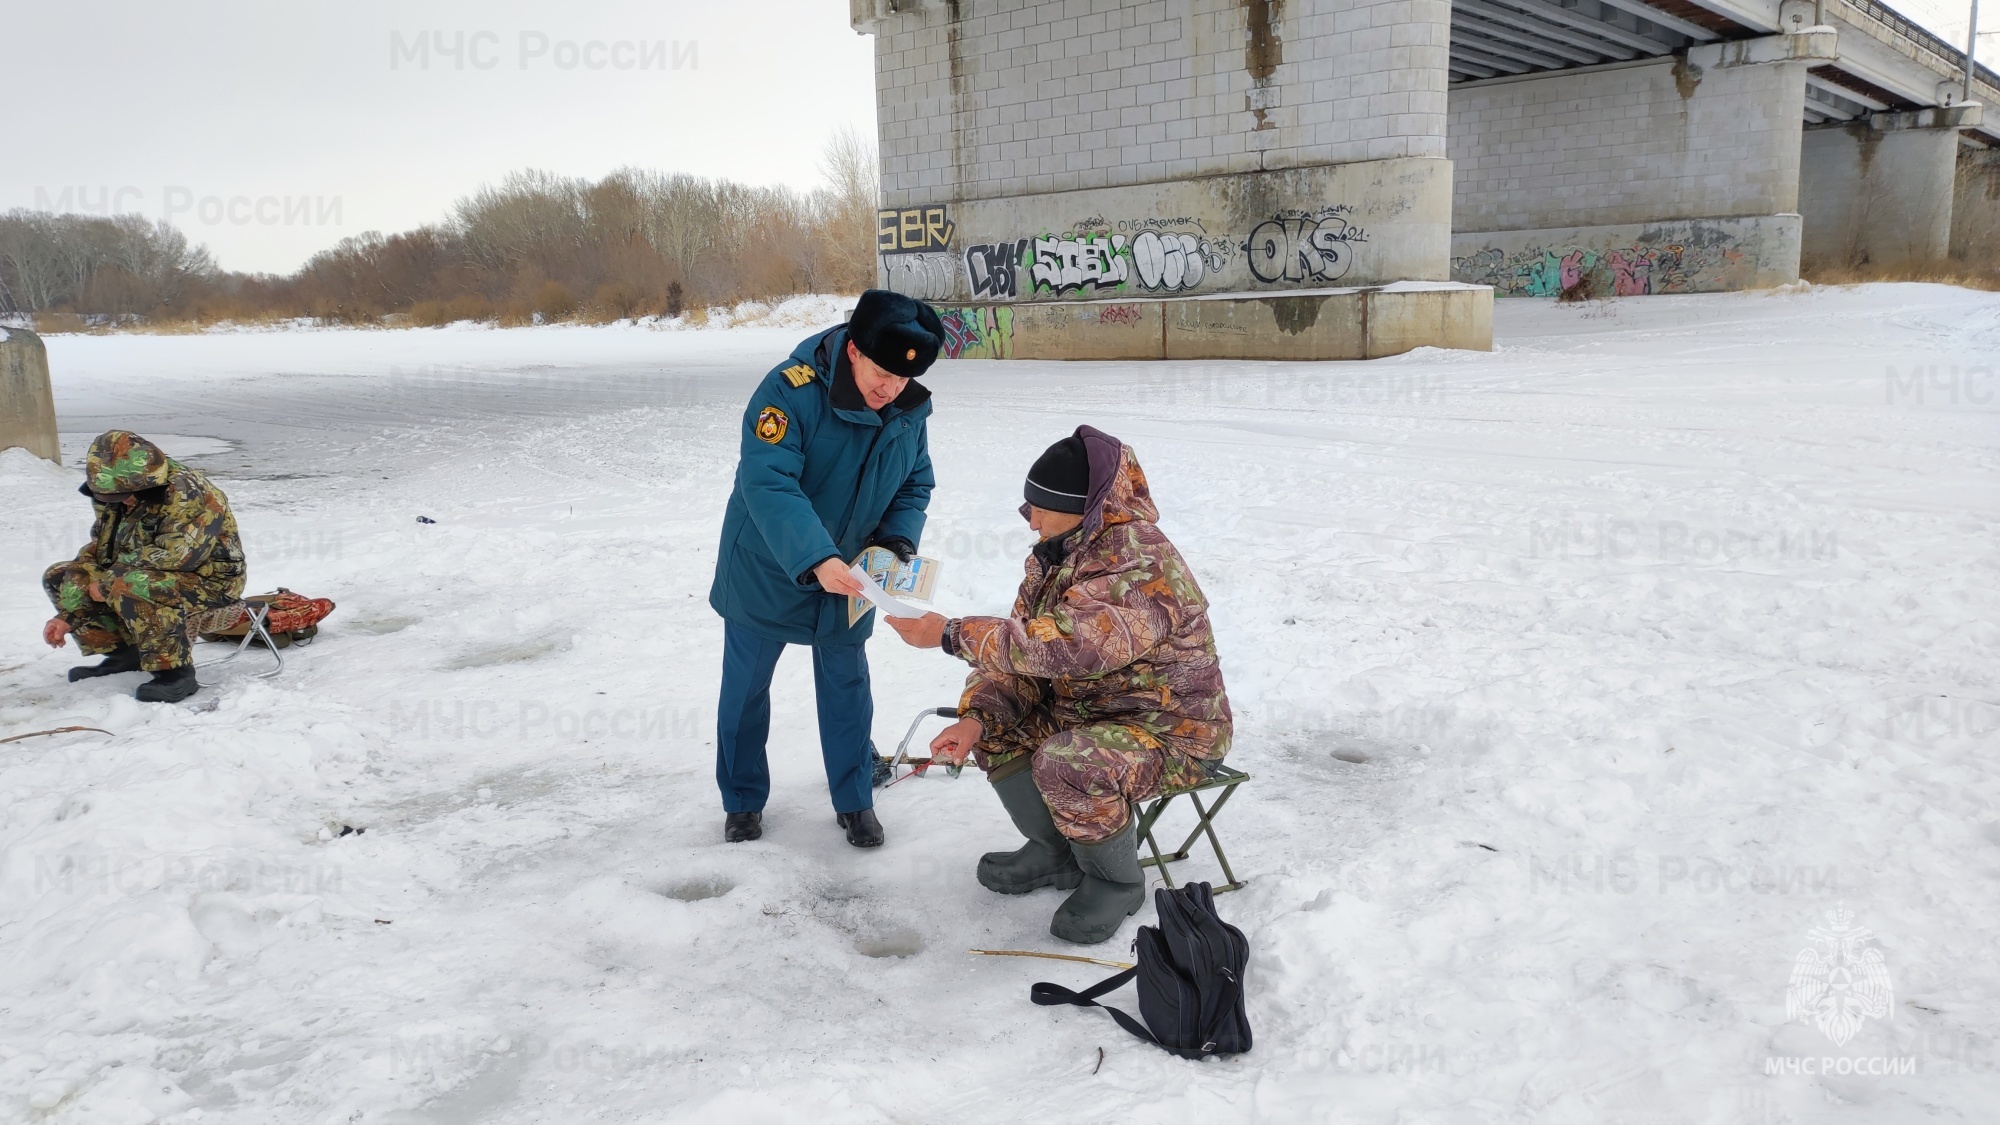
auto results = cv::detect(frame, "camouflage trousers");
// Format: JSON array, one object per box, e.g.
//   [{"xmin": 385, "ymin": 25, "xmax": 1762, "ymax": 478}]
[
  {"xmin": 974, "ymin": 704, "xmax": 1207, "ymax": 844},
  {"xmin": 43, "ymin": 561, "xmax": 242, "ymax": 672}
]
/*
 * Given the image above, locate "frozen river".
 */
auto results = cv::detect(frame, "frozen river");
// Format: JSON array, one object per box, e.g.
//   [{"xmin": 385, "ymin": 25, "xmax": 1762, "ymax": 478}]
[{"xmin": 2, "ymin": 286, "xmax": 1996, "ymax": 1123}]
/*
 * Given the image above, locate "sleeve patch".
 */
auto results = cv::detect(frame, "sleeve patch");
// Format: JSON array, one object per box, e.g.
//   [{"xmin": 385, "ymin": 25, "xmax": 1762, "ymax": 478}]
[
  {"xmin": 781, "ymin": 364, "xmax": 816, "ymax": 388},
  {"xmin": 754, "ymin": 406, "xmax": 789, "ymax": 444}
]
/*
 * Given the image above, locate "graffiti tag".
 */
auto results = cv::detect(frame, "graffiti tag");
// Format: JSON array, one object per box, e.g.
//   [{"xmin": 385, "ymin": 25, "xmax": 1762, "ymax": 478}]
[
  {"xmin": 881, "ymin": 252, "xmax": 957, "ymax": 301},
  {"xmin": 1242, "ymin": 212, "xmax": 1366, "ymax": 284},
  {"xmin": 938, "ymin": 305, "xmax": 1014, "ymax": 359},
  {"xmin": 878, "ymin": 205, "xmax": 955, "ymax": 254},
  {"xmin": 1030, "ymin": 234, "xmax": 1130, "ymax": 296},
  {"xmin": 1452, "ymin": 241, "xmax": 1749, "ymax": 297},
  {"xmin": 964, "ymin": 239, "xmax": 1031, "ymax": 299},
  {"xmin": 1129, "ymin": 230, "xmax": 1228, "ymax": 292}
]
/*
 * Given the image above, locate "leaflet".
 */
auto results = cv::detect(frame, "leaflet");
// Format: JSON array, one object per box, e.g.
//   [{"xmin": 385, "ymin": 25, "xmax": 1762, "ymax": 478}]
[{"xmin": 849, "ymin": 563, "xmax": 928, "ymax": 619}]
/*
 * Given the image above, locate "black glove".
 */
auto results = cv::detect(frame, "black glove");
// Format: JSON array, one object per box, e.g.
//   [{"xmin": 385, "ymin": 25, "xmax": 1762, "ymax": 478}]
[{"xmin": 870, "ymin": 536, "xmax": 916, "ymax": 563}]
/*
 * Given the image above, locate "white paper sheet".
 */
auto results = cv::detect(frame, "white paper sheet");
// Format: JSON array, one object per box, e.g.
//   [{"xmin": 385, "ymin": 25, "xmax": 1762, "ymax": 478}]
[{"xmin": 849, "ymin": 564, "xmax": 928, "ymax": 618}]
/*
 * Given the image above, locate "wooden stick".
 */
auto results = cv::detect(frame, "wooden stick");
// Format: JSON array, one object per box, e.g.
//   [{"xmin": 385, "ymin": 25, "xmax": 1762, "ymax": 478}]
[
  {"xmin": 0, "ymin": 725, "xmax": 114, "ymax": 746},
  {"xmin": 968, "ymin": 948, "xmax": 1135, "ymax": 970}
]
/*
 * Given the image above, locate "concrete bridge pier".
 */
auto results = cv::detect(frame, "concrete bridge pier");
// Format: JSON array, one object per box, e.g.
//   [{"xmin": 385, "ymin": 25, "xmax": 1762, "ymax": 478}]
[
  {"xmin": 0, "ymin": 326, "xmax": 60, "ymax": 463},
  {"xmin": 1449, "ymin": 32, "xmax": 1834, "ymax": 297},
  {"xmin": 1800, "ymin": 106, "xmax": 1983, "ymax": 271},
  {"xmin": 1953, "ymin": 145, "xmax": 2000, "ymax": 269}
]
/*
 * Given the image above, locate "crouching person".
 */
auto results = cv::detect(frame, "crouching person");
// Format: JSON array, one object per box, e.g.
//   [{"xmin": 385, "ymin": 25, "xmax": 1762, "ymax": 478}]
[
  {"xmin": 40, "ymin": 431, "xmax": 247, "ymax": 703},
  {"xmin": 886, "ymin": 426, "xmax": 1231, "ymax": 944}
]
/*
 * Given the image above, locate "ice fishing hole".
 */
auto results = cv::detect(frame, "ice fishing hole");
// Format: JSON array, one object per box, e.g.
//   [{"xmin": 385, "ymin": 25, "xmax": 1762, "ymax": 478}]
[
  {"xmin": 348, "ymin": 615, "xmax": 421, "ymax": 636},
  {"xmin": 1332, "ymin": 751, "xmax": 1370, "ymax": 764},
  {"xmin": 658, "ymin": 878, "xmax": 734, "ymax": 902},
  {"xmin": 855, "ymin": 930, "xmax": 923, "ymax": 958}
]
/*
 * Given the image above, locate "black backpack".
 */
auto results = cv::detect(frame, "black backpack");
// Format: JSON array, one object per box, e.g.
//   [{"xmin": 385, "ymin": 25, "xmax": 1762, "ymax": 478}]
[{"xmin": 1032, "ymin": 882, "xmax": 1251, "ymax": 1059}]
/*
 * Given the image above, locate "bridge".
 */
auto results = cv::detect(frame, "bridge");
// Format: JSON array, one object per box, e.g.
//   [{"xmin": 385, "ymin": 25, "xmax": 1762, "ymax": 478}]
[{"xmin": 850, "ymin": 0, "xmax": 1995, "ymax": 358}]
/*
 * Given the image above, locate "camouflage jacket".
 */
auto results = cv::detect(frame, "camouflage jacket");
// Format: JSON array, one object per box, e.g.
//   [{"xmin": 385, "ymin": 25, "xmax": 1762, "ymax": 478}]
[
  {"xmin": 945, "ymin": 428, "xmax": 1231, "ymax": 762},
  {"xmin": 64, "ymin": 431, "xmax": 246, "ymax": 595}
]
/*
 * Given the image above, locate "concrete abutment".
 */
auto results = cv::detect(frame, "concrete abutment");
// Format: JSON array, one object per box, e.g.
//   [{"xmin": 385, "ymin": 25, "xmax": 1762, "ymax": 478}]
[
  {"xmin": 0, "ymin": 327, "xmax": 59, "ymax": 463},
  {"xmin": 854, "ymin": 0, "xmax": 1492, "ymax": 359}
]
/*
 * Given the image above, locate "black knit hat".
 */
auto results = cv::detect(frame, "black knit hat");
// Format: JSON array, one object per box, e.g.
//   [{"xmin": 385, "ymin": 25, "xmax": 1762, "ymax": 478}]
[
  {"xmin": 848, "ymin": 289, "xmax": 944, "ymax": 378},
  {"xmin": 1025, "ymin": 435, "xmax": 1091, "ymax": 514}
]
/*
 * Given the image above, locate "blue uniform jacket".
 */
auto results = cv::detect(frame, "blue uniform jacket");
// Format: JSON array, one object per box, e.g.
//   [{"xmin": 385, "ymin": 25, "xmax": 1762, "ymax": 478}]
[{"xmin": 709, "ymin": 326, "xmax": 935, "ymax": 645}]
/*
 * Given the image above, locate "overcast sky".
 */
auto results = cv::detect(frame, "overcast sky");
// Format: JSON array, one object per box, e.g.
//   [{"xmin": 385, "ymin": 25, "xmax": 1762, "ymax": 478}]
[{"xmin": 5, "ymin": 0, "xmax": 879, "ymax": 274}]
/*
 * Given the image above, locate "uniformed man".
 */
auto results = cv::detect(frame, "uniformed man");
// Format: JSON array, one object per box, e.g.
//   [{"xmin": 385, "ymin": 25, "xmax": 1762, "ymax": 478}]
[
  {"xmin": 40, "ymin": 430, "xmax": 247, "ymax": 703},
  {"xmin": 708, "ymin": 289, "xmax": 943, "ymax": 847}
]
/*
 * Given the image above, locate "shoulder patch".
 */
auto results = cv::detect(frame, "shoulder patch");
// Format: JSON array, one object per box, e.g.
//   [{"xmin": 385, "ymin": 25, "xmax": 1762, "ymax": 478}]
[
  {"xmin": 754, "ymin": 406, "xmax": 789, "ymax": 444},
  {"xmin": 781, "ymin": 363, "xmax": 816, "ymax": 388}
]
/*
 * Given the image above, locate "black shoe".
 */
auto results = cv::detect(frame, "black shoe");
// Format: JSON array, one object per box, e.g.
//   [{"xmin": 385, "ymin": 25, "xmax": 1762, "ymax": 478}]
[
  {"xmin": 69, "ymin": 645, "xmax": 142, "ymax": 682},
  {"xmin": 835, "ymin": 808, "xmax": 884, "ymax": 848},
  {"xmin": 135, "ymin": 665, "xmax": 200, "ymax": 703},
  {"xmin": 724, "ymin": 811, "xmax": 763, "ymax": 842}
]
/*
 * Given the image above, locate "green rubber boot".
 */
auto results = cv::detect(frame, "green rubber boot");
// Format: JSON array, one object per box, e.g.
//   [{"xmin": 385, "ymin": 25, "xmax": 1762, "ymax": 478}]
[
  {"xmin": 976, "ymin": 770, "xmax": 1084, "ymax": 894},
  {"xmin": 1050, "ymin": 818, "xmax": 1145, "ymax": 945}
]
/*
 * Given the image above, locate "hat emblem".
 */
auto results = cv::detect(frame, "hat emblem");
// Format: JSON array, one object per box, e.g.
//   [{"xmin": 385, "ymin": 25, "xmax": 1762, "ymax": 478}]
[{"xmin": 906, "ymin": 348, "xmax": 917, "ymax": 361}]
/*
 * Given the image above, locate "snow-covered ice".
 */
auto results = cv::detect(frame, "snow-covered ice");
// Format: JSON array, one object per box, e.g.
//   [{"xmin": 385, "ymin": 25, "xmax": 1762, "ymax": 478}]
[{"xmin": 1, "ymin": 284, "xmax": 1996, "ymax": 1123}]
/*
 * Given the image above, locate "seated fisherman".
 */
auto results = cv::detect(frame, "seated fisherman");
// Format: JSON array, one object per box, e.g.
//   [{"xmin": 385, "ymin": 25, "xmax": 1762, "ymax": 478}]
[
  {"xmin": 886, "ymin": 426, "xmax": 1232, "ymax": 945},
  {"xmin": 40, "ymin": 430, "xmax": 247, "ymax": 703}
]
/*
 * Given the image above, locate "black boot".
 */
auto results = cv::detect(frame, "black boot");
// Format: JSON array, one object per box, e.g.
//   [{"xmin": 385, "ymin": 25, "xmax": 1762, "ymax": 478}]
[
  {"xmin": 1050, "ymin": 818, "xmax": 1145, "ymax": 945},
  {"xmin": 69, "ymin": 645, "xmax": 142, "ymax": 682},
  {"xmin": 977, "ymin": 770, "xmax": 1084, "ymax": 894},
  {"xmin": 836, "ymin": 808, "xmax": 884, "ymax": 848},
  {"xmin": 724, "ymin": 811, "xmax": 763, "ymax": 842},
  {"xmin": 135, "ymin": 665, "xmax": 200, "ymax": 703}
]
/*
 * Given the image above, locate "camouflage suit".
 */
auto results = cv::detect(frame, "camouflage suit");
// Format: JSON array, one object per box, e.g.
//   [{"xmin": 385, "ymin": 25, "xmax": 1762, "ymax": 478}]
[
  {"xmin": 43, "ymin": 432, "xmax": 247, "ymax": 672},
  {"xmin": 943, "ymin": 435, "xmax": 1231, "ymax": 843}
]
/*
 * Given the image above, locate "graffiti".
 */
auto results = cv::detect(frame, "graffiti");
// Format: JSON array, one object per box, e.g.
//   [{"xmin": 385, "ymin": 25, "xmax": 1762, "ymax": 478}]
[
  {"xmin": 1452, "ymin": 241, "xmax": 1751, "ymax": 297},
  {"xmin": 1129, "ymin": 230, "xmax": 1229, "ymax": 292},
  {"xmin": 878, "ymin": 205, "xmax": 955, "ymax": 254},
  {"xmin": 1098, "ymin": 304, "xmax": 1143, "ymax": 325},
  {"xmin": 964, "ymin": 239, "xmax": 1030, "ymax": 299},
  {"xmin": 1242, "ymin": 208, "xmax": 1367, "ymax": 285},
  {"xmin": 1030, "ymin": 233, "xmax": 1130, "ymax": 295},
  {"xmin": 881, "ymin": 252, "xmax": 958, "ymax": 301},
  {"xmin": 937, "ymin": 305, "xmax": 1014, "ymax": 359}
]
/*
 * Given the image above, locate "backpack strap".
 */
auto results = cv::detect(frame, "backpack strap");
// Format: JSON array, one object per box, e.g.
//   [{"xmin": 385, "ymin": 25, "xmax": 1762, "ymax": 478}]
[{"xmin": 1031, "ymin": 968, "xmax": 1159, "ymax": 1048}]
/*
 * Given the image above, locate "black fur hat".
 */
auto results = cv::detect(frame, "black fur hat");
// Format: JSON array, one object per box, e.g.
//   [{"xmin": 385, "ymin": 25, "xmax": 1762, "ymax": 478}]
[{"xmin": 847, "ymin": 289, "xmax": 944, "ymax": 378}]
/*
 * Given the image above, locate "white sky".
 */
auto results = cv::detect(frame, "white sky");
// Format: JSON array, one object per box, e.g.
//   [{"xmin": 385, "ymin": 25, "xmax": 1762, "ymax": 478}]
[{"xmin": 5, "ymin": 0, "xmax": 880, "ymax": 275}]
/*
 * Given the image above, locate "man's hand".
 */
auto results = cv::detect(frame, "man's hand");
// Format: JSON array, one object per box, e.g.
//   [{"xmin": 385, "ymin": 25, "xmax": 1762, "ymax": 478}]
[
  {"xmin": 886, "ymin": 612, "xmax": 946, "ymax": 649},
  {"xmin": 43, "ymin": 618, "xmax": 71, "ymax": 649},
  {"xmin": 930, "ymin": 717, "xmax": 984, "ymax": 767},
  {"xmin": 813, "ymin": 557, "xmax": 868, "ymax": 597}
]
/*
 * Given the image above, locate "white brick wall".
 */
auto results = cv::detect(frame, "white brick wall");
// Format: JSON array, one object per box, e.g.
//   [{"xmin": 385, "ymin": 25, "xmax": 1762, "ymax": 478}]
[
  {"xmin": 871, "ymin": 0, "xmax": 1450, "ymax": 208},
  {"xmin": 1447, "ymin": 56, "xmax": 1807, "ymax": 232}
]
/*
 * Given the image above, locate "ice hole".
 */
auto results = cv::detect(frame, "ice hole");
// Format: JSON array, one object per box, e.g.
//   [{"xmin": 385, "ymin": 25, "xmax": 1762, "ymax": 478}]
[
  {"xmin": 657, "ymin": 877, "xmax": 734, "ymax": 902},
  {"xmin": 854, "ymin": 930, "xmax": 923, "ymax": 958}
]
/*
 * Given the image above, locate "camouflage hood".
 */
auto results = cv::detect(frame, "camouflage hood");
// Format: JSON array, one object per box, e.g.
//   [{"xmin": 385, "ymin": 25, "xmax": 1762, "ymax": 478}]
[
  {"xmin": 84, "ymin": 431, "xmax": 176, "ymax": 496},
  {"xmin": 1077, "ymin": 424, "xmax": 1159, "ymax": 536}
]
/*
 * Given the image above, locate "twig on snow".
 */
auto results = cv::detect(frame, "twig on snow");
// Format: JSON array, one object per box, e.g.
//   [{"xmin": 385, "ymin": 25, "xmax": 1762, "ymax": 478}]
[
  {"xmin": 967, "ymin": 948, "xmax": 1135, "ymax": 970},
  {"xmin": 0, "ymin": 725, "xmax": 114, "ymax": 746}
]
